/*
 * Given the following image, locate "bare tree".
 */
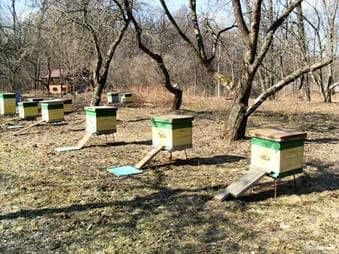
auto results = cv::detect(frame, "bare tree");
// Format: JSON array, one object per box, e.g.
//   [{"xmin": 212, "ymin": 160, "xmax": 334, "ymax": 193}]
[
  {"xmin": 223, "ymin": 0, "xmax": 332, "ymax": 141},
  {"xmin": 124, "ymin": 0, "xmax": 183, "ymax": 109}
]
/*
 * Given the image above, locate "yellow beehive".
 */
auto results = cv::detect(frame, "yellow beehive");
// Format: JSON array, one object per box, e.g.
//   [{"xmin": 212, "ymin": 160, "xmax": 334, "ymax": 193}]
[
  {"xmin": 0, "ymin": 93, "xmax": 16, "ymax": 115},
  {"xmin": 41, "ymin": 100, "xmax": 64, "ymax": 122},
  {"xmin": 120, "ymin": 93, "xmax": 134, "ymax": 103},
  {"xmin": 18, "ymin": 101, "xmax": 39, "ymax": 119},
  {"xmin": 28, "ymin": 98, "xmax": 44, "ymax": 111},
  {"xmin": 152, "ymin": 115, "xmax": 194, "ymax": 151},
  {"xmin": 249, "ymin": 128, "xmax": 307, "ymax": 178},
  {"xmin": 85, "ymin": 106, "xmax": 117, "ymax": 134},
  {"xmin": 62, "ymin": 98, "xmax": 73, "ymax": 113}
]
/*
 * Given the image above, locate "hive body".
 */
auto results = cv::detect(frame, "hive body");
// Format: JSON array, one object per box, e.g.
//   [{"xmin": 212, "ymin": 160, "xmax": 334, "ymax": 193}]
[
  {"xmin": 120, "ymin": 93, "xmax": 133, "ymax": 103},
  {"xmin": 85, "ymin": 106, "xmax": 117, "ymax": 134},
  {"xmin": 107, "ymin": 92, "xmax": 120, "ymax": 104},
  {"xmin": 62, "ymin": 98, "xmax": 73, "ymax": 113},
  {"xmin": 41, "ymin": 100, "xmax": 64, "ymax": 122},
  {"xmin": 18, "ymin": 101, "xmax": 39, "ymax": 119},
  {"xmin": 249, "ymin": 128, "xmax": 307, "ymax": 178},
  {"xmin": 0, "ymin": 93, "xmax": 16, "ymax": 115},
  {"xmin": 152, "ymin": 115, "xmax": 194, "ymax": 151}
]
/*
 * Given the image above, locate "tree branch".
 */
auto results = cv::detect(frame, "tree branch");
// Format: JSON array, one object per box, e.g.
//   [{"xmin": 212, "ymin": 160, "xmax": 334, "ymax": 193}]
[{"xmin": 246, "ymin": 59, "xmax": 332, "ymax": 116}]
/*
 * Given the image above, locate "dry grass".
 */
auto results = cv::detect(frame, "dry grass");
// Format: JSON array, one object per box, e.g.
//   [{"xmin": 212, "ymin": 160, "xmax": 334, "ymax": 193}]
[{"xmin": 0, "ymin": 94, "xmax": 338, "ymax": 253}]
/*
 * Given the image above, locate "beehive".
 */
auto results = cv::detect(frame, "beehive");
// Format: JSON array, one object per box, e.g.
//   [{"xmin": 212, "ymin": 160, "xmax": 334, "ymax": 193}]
[
  {"xmin": 0, "ymin": 93, "xmax": 16, "ymax": 115},
  {"xmin": 120, "ymin": 93, "xmax": 133, "ymax": 103},
  {"xmin": 28, "ymin": 98, "xmax": 44, "ymax": 111},
  {"xmin": 249, "ymin": 128, "xmax": 307, "ymax": 178},
  {"xmin": 18, "ymin": 101, "xmax": 39, "ymax": 119},
  {"xmin": 152, "ymin": 115, "xmax": 194, "ymax": 151},
  {"xmin": 62, "ymin": 98, "xmax": 73, "ymax": 113},
  {"xmin": 41, "ymin": 100, "xmax": 64, "ymax": 122},
  {"xmin": 107, "ymin": 92, "xmax": 120, "ymax": 104},
  {"xmin": 85, "ymin": 106, "xmax": 117, "ymax": 134}
]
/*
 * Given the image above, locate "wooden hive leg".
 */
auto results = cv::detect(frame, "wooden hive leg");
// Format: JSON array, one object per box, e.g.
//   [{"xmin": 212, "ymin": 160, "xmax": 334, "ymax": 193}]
[
  {"xmin": 169, "ymin": 151, "xmax": 172, "ymax": 162},
  {"xmin": 274, "ymin": 179, "xmax": 278, "ymax": 198},
  {"xmin": 184, "ymin": 149, "xmax": 188, "ymax": 160},
  {"xmin": 293, "ymin": 174, "xmax": 297, "ymax": 192}
]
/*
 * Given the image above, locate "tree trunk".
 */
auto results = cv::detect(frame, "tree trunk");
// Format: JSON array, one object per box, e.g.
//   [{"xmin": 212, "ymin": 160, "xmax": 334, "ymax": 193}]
[
  {"xmin": 90, "ymin": 80, "xmax": 105, "ymax": 106},
  {"xmin": 224, "ymin": 68, "xmax": 253, "ymax": 141},
  {"xmin": 172, "ymin": 89, "xmax": 183, "ymax": 110}
]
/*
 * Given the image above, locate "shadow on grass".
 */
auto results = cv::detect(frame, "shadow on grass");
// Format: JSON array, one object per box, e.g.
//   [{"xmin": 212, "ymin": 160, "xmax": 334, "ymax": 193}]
[
  {"xmin": 85, "ymin": 139, "xmax": 152, "ymax": 148},
  {"xmin": 148, "ymin": 154, "xmax": 245, "ymax": 168},
  {"xmin": 237, "ymin": 160, "xmax": 339, "ymax": 202},
  {"xmin": 305, "ymin": 137, "xmax": 339, "ymax": 144},
  {"xmin": 251, "ymin": 110, "xmax": 338, "ymax": 134},
  {"xmin": 0, "ymin": 184, "xmax": 221, "ymax": 221}
]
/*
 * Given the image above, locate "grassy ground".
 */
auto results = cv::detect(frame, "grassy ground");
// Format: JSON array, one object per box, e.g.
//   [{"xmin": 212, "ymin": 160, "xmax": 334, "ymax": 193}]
[{"xmin": 0, "ymin": 96, "xmax": 338, "ymax": 253}]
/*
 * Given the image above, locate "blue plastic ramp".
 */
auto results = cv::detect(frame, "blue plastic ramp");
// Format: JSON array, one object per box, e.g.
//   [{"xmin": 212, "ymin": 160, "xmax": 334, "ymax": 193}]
[{"xmin": 107, "ymin": 165, "xmax": 143, "ymax": 176}]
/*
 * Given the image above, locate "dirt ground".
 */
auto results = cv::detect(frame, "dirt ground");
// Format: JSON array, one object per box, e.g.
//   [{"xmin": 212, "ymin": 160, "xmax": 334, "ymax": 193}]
[{"xmin": 0, "ymin": 96, "xmax": 338, "ymax": 253}]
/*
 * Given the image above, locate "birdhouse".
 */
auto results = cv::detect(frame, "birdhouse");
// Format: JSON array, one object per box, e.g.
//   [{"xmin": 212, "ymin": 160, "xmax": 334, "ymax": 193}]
[
  {"xmin": 62, "ymin": 98, "xmax": 73, "ymax": 113},
  {"xmin": 152, "ymin": 115, "xmax": 194, "ymax": 151},
  {"xmin": 120, "ymin": 93, "xmax": 133, "ymax": 103},
  {"xmin": 85, "ymin": 106, "xmax": 117, "ymax": 134},
  {"xmin": 0, "ymin": 93, "xmax": 16, "ymax": 115},
  {"xmin": 18, "ymin": 101, "xmax": 39, "ymax": 119},
  {"xmin": 107, "ymin": 92, "xmax": 120, "ymax": 104},
  {"xmin": 41, "ymin": 100, "xmax": 64, "ymax": 122},
  {"xmin": 249, "ymin": 128, "xmax": 307, "ymax": 178}
]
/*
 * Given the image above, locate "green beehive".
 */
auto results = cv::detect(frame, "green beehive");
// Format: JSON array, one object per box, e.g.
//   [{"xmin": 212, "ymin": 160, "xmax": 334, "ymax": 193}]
[
  {"xmin": 120, "ymin": 92, "xmax": 134, "ymax": 103},
  {"xmin": 249, "ymin": 128, "xmax": 307, "ymax": 178},
  {"xmin": 18, "ymin": 101, "xmax": 39, "ymax": 119},
  {"xmin": 152, "ymin": 115, "xmax": 194, "ymax": 151},
  {"xmin": 0, "ymin": 93, "xmax": 16, "ymax": 115},
  {"xmin": 28, "ymin": 97, "xmax": 44, "ymax": 111},
  {"xmin": 62, "ymin": 98, "xmax": 73, "ymax": 113},
  {"xmin": 107, "ymin": 92, "xmax": 120, "ymax": 104},
  {"xmin": 85, "ymin": 106, "xmax": 117, "ymax": 134},
  {"xmin": 41, "ymin": 100, "xmax": 64, "ymax": 122}
]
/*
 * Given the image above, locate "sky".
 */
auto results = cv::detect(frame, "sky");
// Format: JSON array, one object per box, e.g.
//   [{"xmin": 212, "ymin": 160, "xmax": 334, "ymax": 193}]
[{"xmin": 0, "ymin": 0, "xmax": 327, "ymax": 25}]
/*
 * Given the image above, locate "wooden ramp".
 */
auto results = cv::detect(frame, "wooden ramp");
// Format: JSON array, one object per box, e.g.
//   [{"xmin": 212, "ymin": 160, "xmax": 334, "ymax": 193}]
[
  {"xmin": 107, "ymin": 145, "xmax": 164, "ymax": 177},
  {"xmin": 13, "ymin": 120, "xmax": 45, "ymax": 136},
  {"xmin": 134, "ymin": 145, "xmax": 164, "ymax": 169},
  {"xmin": 55, "ymin": 132, "xmax": 92, "ymax": 152},
  {"xmin": 215, "ymin": 167, "xmax": 268, "ymax": 201}
]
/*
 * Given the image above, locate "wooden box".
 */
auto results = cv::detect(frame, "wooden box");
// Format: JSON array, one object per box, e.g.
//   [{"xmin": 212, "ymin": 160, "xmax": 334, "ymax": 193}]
[
  {"xmin": 0, "ymin": 93, "xmax": 16, "ymax": 115},
  {"xmin": 18, "ymin": 101, "xmax": 39, "ymax": 119},
  {"xmin": 85, "ymin": 106, "xmax": 117, "ymax": 134},
  {"xmin": 120, "ymin": 93, "xmax": 133, "ymax": 103},
  {"xmin": 62, "ymin": 98, "xmax": 73, "ymax": 113},
  {"xmin": 28, "ymin": 97, "xmax": 44, "ymax": 111},
  {"xmin": 107, "ymin": 92, "xmax": 120, "ymax": 104},
  {"xmin": 41, "ymin": 100, "xmax": 64, "ymax": 122},
  {"xmin": 249, "ymin": 128, "xmax": 307, "ymax": 178},
  {"xmin": 152, "ymin": 115, "xmax": 194, "ymax": 151}
]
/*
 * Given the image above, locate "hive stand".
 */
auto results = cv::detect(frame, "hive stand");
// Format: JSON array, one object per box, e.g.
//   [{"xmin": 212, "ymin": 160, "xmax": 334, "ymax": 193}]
[
  {"xmin": 215, "ymin": 128, "xmax": 307, "ymax": 201},
  {"xmin": 107, "ymin": 115, "xmax": 194, "ymax": 177},
  {"xmin": 55, "ymin": 106, "xmax": 117, "ymax": 152}
]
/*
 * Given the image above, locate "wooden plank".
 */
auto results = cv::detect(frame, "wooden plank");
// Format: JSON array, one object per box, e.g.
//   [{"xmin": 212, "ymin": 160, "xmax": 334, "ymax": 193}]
[
  {"xmin": 249, "ymin": 128, "xmax": 306, "ymax": 141},
  {"xmin": 13, "ymin": 120, "xmax": 45, "ymax": 136},
  {"xmin": 55, "ymin": 132, "xmax": 92, "ymax": 152},
  {"xmin": 134, "ymin": 145, "xmax": 164, "ymax": 169},
  {"xmin": 215, "ymin": 167, "xmax": 269, "ymax": 201}
]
